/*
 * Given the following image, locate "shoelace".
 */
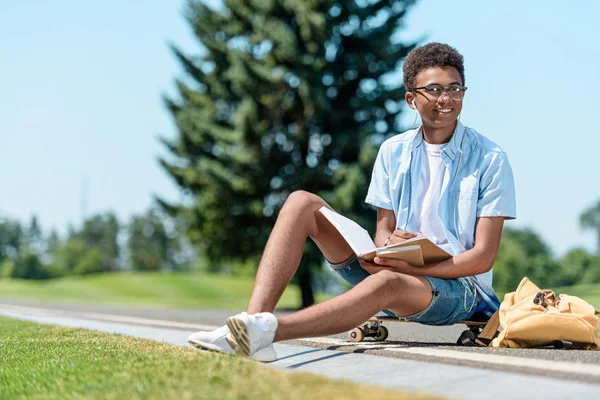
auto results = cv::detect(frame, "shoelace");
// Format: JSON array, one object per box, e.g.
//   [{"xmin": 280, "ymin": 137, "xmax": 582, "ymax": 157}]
[{"xmin": 533, "ymin": 292, "xmax": 548, "ymax": 308}]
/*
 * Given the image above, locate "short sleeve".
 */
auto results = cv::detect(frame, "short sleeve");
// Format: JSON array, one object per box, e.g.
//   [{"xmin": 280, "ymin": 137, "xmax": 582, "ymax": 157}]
[
  {"xmin": 365, "ymin": 143, "xmax": 394, "ymax": 210},
  {"xmin": 477, "ymin": 152, "xmax": 517, "ymax": 219}
]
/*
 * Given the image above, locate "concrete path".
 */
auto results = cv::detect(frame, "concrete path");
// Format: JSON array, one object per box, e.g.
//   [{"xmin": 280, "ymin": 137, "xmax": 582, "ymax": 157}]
[{"xmin": 1, "ymin": 304, "xmax": 599, "ymax": 400}]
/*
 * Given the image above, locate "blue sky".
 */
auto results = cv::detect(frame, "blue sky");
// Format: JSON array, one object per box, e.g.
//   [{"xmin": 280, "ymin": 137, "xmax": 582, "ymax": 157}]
[{"xmin": 1, "ymin": 0, "xmax": 599, "ymax": 256}]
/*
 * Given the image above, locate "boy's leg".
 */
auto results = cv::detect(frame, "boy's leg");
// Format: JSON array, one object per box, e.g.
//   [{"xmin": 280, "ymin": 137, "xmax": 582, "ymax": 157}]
[
  {"xmin": 189, "ymin": 190, "xmax": 353, "ymax": 359},
  {"xmin": 274, "ymin": 270, "xmax": 432, "ymax": 341},
  {"xmin": 247, "ymin": 190, "xmax": 354, "ymax": 314},
  {"xmin": 226, "ymin": 270, "xmax": 433, "ymax": 357}
]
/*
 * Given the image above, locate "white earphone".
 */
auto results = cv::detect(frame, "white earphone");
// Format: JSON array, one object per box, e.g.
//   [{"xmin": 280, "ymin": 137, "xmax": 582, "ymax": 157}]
[{"xmin": 411, "ymin": 99, "xmax": 416, "ymax": 108}]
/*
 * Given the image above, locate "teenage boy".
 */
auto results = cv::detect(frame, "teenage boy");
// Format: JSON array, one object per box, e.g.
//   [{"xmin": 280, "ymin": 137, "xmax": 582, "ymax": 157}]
[{"xmin": 188, "ymin": 42, "xmax": 516, "ymax": 362}]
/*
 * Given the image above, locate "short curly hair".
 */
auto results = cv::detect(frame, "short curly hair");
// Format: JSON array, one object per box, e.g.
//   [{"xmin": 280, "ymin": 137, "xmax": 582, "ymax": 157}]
[{"xmin": 402, "ymin": 43, "xmax": 465, "ymax": 90}]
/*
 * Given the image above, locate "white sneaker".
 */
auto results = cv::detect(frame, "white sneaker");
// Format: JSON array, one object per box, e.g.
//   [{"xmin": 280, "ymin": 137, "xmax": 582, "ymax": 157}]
[
  {"xmin": 188, "ymin": 323, "xmax": 277, "ymax": 363},
  {"xmin": 226, "ymin": 312, "xmax": 278, "ymax": 359}
]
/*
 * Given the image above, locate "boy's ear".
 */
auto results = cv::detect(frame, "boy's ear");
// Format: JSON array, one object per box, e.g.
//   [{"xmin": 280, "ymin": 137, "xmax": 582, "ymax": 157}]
[{"xmin": 405, "ymin": 91, "xmax": 416, "ymax": 109}]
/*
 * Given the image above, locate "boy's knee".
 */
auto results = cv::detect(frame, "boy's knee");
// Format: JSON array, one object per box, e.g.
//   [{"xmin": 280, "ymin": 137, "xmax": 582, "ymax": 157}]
[
  {"xmin": 365, "ymin": 269, "xmax": 398, "ymax": 287},
  {"xmin": 285, "ymin": 190, "xmax": 325, "ymax": 211},
  {"xmin": 365, "ymin": 270, "xmax": 407, "ymax": 299}
]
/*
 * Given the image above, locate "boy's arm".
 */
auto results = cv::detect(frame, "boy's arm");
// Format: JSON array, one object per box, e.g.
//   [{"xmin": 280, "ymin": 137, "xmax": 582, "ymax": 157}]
[
  {"xmin": 374, "ymin": 208, "xmax": 396, "ymax": 247},
  {"xmin": 374, "ymin": 208, "xmax": 421, "ymax": 248},
  {"xmin": 370, "ymin": 216, "xmax": 505, "ymax": 278}
]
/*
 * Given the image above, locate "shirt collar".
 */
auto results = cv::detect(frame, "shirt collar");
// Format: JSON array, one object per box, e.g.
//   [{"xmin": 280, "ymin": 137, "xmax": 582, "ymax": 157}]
[{"xmin": 410, "ymin": 120, "xmax": 467, "ymax": 160}]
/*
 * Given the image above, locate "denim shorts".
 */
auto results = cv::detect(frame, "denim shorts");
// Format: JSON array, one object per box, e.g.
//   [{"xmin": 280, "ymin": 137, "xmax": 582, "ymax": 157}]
[{"xmin": 330, "ymin": 255, "xmax": 481, "ymax": 326}]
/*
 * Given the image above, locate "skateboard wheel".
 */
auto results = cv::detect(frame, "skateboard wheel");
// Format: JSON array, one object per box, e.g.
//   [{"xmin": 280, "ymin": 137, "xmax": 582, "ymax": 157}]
[
  {"xmin": 374, "ymin": 326, "xmax": 389, "ymax": 341},
  {"xmin": 348, "ymin": 328, "xmax": 365, "ymax": 342},
  {"xmin": 457, "ymin": 329, "xmax": 477, "ymax": 346}
]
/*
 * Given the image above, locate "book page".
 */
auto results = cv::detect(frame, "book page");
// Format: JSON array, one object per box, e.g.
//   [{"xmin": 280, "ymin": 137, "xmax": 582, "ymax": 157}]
[
  {"xmin": 318, "ymin": 207, "xmax": 376, "ymax": 256},
  {"xmin": 377, "ymin": 237, "xmax": 452, "ymax": 265},
  {"xmin": 376, "ymin": 243, "xmax": 421, "ymax": 256},
  {"xmin": 319, "ymin": 207, "xmax": 452, "ymax": 264},
  {"xmin": 376, "ymin": 244, "xmax": 425, "ymax": 266}
]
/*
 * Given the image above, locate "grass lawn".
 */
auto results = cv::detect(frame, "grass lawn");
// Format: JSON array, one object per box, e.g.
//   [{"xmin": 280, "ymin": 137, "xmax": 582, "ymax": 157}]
[
  {"xmin": 554, "ymin": 283, "xmax": 600, "ymax": 308},
  {"xmin": 0, "ymin": 271, "xmax": 330, "ymax": 310},
  {"xmin": 494, "ymin": 283, "xmax": 600, "ymax": 309},
  {"xmin": 1, "ymin": 272, "xmax": 599, "ymax": 310},
  {"xmin": 0, "ymin": 317, "xmax": 438, "ymax": 400}
]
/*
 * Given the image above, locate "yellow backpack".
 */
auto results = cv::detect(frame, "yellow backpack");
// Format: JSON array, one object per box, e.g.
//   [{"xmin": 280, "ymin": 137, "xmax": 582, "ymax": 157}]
[{"xmin": 476, "ymin": 277, "xmax": 600, "ymax": 349}]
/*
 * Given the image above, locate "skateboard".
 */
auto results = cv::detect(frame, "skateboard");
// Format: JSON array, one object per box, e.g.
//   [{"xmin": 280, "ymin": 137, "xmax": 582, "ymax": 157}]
[{"xmin": 347, "ymin": 315, "xmax": 488, "ymax": 344}]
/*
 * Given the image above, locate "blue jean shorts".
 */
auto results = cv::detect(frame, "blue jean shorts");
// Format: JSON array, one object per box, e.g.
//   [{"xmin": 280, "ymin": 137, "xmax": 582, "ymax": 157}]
[{"xmin": 330, "ymin": 255, "xmax": 481, "ymax": 326}]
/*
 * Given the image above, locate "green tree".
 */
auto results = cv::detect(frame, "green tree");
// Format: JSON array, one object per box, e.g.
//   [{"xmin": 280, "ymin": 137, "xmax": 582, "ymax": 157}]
[
  {"xmin": 45, "ymin": 229, "xmax": 61, "ymax": 263},
  {"xmin": 0, "ymin": 215, "xmax": 50, "ymax": 280},
  {"xmin": 556, "ymin": 248, "xmax": 594, "ymax": 286},
  {"xmin": 10, "ymin": 252, "xmax": 49, "ymax": 280},
  {"xmin": 50, "ymin": 213, "xmax": 121, "ymax": 276},
  {"xmin": 493, "ymin": 227, "xmax": 560, "ymax": 292},
  {"xmin": 160, "ymin": 0, "xmax": 417, "ymax": 307},
  {"xmin": 581, "ymin": 255, "xmax": 600, "ymax": 283},
  {"xmin": 53, "ymin": 238, "xmax": 103, "ymax": 275},
  {"xmin": 25, "ymin": 215, "xmax": 44, "ymax": 256},
  {"xmin": 127, "ymin": 208, "xmax": 188, "ymax": 271},
  {"xmin": 0, "ymin": 217, "xmax": 23, "ymax": 262},
  {"xmin": 43, "ymin": 230, "xmax": 66, "ymax": 278},
  {"xmin": 78, "ymin": 212, "xmax": 121, "ymax": 272},
  {"xmin": 580, "ymin": 200, "xmax": 600, "ymax": 253}
]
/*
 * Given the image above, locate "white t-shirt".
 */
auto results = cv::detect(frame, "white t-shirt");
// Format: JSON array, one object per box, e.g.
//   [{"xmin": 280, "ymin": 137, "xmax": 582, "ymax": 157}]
[
  {"xmin": 366, "ymin": 123, "xmax": 518, "ymax": 311},
  {"xmin": 406, "ymin": 141, "xmax": 452, "ymax": 253}
]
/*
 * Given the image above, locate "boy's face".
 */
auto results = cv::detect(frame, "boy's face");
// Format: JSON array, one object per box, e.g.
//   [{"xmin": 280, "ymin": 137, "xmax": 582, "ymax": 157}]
[{"xmin": 406, "ymin": 66, "xmax": 464, "ymax": 131}]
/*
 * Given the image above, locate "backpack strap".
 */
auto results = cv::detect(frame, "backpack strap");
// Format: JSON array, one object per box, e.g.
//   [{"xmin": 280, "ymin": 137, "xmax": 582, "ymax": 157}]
[{"xmin": 475, "ymin": 310, "xmax": 500, "ymax": 346}]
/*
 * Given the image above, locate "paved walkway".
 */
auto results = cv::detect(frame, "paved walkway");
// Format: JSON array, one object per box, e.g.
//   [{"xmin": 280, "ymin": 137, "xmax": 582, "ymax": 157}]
[{"xmin": 2, "ymin": 304, "xmax": 599, "ymax": 400}]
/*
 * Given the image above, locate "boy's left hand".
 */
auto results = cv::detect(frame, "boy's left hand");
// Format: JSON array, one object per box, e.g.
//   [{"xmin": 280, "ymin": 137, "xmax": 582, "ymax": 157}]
[{"xmin": 359, "ymin": 257, "xmax": 413, "ymax": 274}]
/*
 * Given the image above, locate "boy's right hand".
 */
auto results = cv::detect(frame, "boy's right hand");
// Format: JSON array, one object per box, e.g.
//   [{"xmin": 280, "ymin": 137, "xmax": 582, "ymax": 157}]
[{"xmin": 386, "ymin": 229, "xmax": 422, "ymax": 246}]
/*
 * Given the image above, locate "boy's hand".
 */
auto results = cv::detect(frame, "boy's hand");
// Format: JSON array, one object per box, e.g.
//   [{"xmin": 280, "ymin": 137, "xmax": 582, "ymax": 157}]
[
  {"xmin": 386, "ymin": 229, "xmax": 422, "ymax": 246},
  {"xmin": 358, "ymin": 257, "xmax": 412, "ymax": 274},
  {"xmin": 358, "ymin": 258, "xmax": 380, "ymax": 273}
]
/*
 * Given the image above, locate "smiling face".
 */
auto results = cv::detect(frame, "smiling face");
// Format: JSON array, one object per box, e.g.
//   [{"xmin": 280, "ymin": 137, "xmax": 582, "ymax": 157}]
[{"xmin": 406, "ymin": 66, "xmax": 464, "ymax": 133}]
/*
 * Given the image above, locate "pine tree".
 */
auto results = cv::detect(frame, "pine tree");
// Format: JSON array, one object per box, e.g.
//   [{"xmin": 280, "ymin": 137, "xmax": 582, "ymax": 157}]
[
  {"xmin": 25, "ymin": 215, "xmax": 44, "ymax": 256},
  {"xmin": 160, "ymin": 0, "xmax": 417, "ymax": 307},
  {"xmin": 76, "ymin": 212, "xmax": 120, "ymax": 273},
  {"xmin": 127, "ymin": 208, "xmax": 187, "ymax": 271},
  {"xmin": 580, "ymin": 200, "xmax": 600, "ymax": 254}
]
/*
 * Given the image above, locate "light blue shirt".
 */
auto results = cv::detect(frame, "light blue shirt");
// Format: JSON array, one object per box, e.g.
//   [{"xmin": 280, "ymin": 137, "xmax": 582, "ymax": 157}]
[{"xmin": 365, "ymin": 121, "xmax": 517, "ymax": 313}]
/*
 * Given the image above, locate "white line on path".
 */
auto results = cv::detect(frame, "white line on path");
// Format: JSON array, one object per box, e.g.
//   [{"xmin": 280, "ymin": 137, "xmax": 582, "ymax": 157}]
[
  {"xmin": 300, "ymin": 336, "xmax": 600, "ymax": 378},
  {"xmin": 4, "ymin": 304, "xmax": 599, "ymax": 400},
  {"xmin": 3, "ymin": 303, "xmax": 600, "ymax": 379},
  {"xmin": 0, "ymin": 304, "xmax": 217, "ymax": 331},
  {"xmin": 391, "ymin": 347, "xmax": 600, "ymax": 376}
]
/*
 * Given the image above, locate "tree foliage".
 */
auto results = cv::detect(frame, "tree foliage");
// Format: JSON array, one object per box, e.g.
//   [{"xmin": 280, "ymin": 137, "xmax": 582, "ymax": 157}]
[
  {"xmin": 160, "ymin": 0, "xmax": 418, "ymax": 306},
  {"xmin": 128, "ymin": 208, "xmax": 190, "ymax": 271},
  {"xmin": 0, "ymin": 210, "xmax": 189, "ymax": 280},
  {"xmin": 580, "ymin": 200, "xmax": 600, "ymax": 253},
  {"xmin": 555, "ymin": 248, "xmax": 599, "ymax": 286},
  {"xmin": 492, "ymin": 227, "xmax": 560, "ymax": 293}
]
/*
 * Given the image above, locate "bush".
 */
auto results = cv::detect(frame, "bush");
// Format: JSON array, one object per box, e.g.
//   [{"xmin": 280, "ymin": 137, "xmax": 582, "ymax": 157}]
[{"xmin": 8, "ymin": 253, "xmax": 50, "ymax": 280}]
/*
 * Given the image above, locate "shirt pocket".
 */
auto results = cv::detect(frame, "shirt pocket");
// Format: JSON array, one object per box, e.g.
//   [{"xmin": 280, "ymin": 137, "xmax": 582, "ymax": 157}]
[{"xmin": 453, "ymin": 176, "xmax": 478, "ymax": 233}]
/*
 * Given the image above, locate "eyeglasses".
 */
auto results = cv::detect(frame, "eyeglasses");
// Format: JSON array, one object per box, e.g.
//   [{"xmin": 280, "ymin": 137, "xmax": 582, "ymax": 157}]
[{"xmin": 412, "ymin": 84, "xmax": 468, "ymax": 101}]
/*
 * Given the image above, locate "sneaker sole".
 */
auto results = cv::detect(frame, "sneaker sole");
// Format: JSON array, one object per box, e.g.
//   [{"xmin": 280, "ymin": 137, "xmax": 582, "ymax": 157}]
[
  {"xmin": 188, "ymin": 339, "xmax": 231, "ymax": 354},
  {"xmin": 226, "ymin": 317, "xmax": 251, "ymax": 357},
  {"xmin": 189, "ymin": 336, "xmax": 276, "ymax": 362}
]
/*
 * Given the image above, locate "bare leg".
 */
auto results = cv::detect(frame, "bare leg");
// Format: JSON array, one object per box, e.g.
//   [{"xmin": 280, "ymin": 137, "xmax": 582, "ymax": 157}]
[
  {"xmin": 247, "ymin": 191, "xmax": 352, "ymax": 314},
  {"xmin": 274, "ymin": 270, "xmax": 433, "ymax": 341}
]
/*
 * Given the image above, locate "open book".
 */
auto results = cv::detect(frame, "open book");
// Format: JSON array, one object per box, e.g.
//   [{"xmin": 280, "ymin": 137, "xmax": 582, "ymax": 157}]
[{"xmin": 319, "ymin": 206, "xmax": 452, "ymax": 266}]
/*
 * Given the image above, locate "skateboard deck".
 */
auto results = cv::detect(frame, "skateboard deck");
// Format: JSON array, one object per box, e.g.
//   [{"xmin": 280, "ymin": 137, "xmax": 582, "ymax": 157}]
[{"xmin": 348, "ymin": 315, "xmax": 488, "ymax": 343}]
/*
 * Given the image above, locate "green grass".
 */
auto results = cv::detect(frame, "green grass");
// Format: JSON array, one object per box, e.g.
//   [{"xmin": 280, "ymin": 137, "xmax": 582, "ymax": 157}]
[
  {"xmin": 495, "ymin": 284, "xmax": 600, "ymax": 308},
  {"xmin": 554, "ymin": 283, "xmax": 600, "ymax": 308},
  {"xmin": 1, "ymin": 272, "xmax": 599, "ymax": 311},
  {"xmin": 0, "ymin": 317, "xmax": 438, "ymax": 400},
  {"xmin": 0, "ymin": 272, "xmax": 329, "ymax": 310}
]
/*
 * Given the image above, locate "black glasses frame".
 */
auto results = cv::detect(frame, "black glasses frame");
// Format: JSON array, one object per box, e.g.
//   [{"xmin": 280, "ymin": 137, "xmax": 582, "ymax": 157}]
[{"xmin": 411, "ymin": 85, "xmax": 468, "ymax": 100}]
